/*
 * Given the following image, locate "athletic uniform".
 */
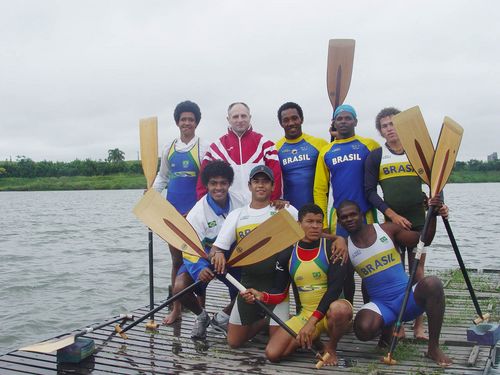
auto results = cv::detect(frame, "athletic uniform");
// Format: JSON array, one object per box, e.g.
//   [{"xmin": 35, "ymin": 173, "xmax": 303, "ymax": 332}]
[
  {"xmin": 348, "ymin": 224, "xmax": 424, "ymax": 326},
  {"xmin": 196, "ymin": 127, "xmax": 282, "ymax": 203},
  {"xmin": 153, "ymin": 137, "xmax": 209, "ymax": 215},
  {"xmin": 180, "ymin": 191, "xmax": 246, "ymax": 297},
  {"xmin": 365, "ymin": 145, "xmax": 426, "ymax": 230},
  {"xmin": 260, "ymin": 238, "xmax": 349, "ymax": 337},
  {"xmin": 314, "ymin": 135, "xmax": 380, "ymax": 237},
  {"xmin": 276, "ymin": 133, "xmax": 328, "ymax": 210},
  {"xmin": 214, "ymin": 204, "xmax": 298, "ymax": 326}
]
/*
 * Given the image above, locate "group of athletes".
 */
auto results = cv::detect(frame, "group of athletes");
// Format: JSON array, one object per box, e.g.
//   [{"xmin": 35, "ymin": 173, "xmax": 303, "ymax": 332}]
[{"xmin": 151, "ymin": 100, "xmax": 452, "ymax": 367}]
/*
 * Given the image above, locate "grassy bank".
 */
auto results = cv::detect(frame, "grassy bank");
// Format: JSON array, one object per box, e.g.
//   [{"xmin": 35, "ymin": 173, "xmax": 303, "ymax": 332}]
[
  {"xmin": 0, "ymin": 174, "xmax": 146, "ymax": 191},
  {"xmin": 0, "ymin": 170, "xmax": 499, "ymax": 191},
  {"xmin": 448, "ymin": 170, "xmax": 500, "ymax": 183}
]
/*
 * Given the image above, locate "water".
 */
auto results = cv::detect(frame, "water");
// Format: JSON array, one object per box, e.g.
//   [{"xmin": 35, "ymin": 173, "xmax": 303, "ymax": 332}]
[{"xmin": 0, "ymin": 184, "xmax": 499, "ymax": 354}]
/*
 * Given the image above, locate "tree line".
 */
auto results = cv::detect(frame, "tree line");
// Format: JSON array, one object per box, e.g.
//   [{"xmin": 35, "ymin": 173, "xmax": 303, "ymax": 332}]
[
  {"xmin": 0, "ymin": 149, "xmax": 150, "ymax": 178},
  {"xmin": 0, "ymin": 153, "xmax": 498, "ymax": 179}
]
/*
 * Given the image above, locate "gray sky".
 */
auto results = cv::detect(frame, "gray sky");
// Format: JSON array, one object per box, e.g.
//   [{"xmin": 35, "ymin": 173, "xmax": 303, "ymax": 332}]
[{"xmin": 0, "ymin": 0, "xmax": 498, "ymax": 162}]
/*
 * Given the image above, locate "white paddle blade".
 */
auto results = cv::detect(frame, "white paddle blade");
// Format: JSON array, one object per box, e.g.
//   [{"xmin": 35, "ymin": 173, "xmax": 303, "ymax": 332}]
[
  {"xmin": 392, "ymin": 106, "xmax": 434, "ymax": 185},
  {"xmin": 139, "ymin": 117, "xmax": 158, "ymax": 189},
  {"xmin": 228, "ymin": 210, "xmax": 304, "ymax": 267},
  {"xmin": 133, "ymin": 190, "xmax": 205, "ymax": 258},
  {"xmin": 430, "ymin": 117, "xmax": 464, "ymax": 197},
  {"xmin": 327, "ymin": 39, "xmax": 355, "ymax": 108},
  {"xmin": 20, "ymin": 335, "xmax": 75, "ymax": 353}
]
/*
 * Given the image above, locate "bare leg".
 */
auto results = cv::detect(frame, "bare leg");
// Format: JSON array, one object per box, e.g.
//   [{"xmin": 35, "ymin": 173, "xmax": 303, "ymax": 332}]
[
  {"xmin": 173, "ymin": 272, "xmax": 203, "ymax": 315},
  {"xmin": 413, "ymin": 276, "xmax": 452, "ymax": 367},
  {"xmin": 409, "ymin": 252, "xmax": 429, "ymax": 340},
  {"xmin": 227, "ymin": 320, "xmax": 267, "ymax": 348},
  {"xmin": 163, "ymin": 246, "xmax": 183, "ymax": 325},
  {"xmin": 322, "ymin": 300, "xmax": 353, "ymax": 366},
  {"xmin": 353, "ymin": 308, "xmax": 384, "ymax": 342},
  {"xmin": 265, "ymin": 327, "xmax": 299, "ymax": 362}
]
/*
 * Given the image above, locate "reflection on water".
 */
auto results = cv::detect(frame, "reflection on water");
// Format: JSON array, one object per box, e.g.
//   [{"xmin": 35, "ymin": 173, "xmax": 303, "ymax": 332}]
[{"xmin": 0, "ymin": 184, "xmax": 499, "ymax": 355}]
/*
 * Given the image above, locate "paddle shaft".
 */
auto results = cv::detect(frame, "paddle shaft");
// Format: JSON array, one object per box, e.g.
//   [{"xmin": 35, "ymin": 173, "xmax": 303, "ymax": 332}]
[
  {"xmin": 386, "ymin": 207, "xmax": 434, "ymax": 359},
  {"xmin": 224, "ymin": 273, "xmax": 323, "ymax": 359},
  {"xmin": 148, "ymin": 229, "xmax": 154, "ymax": 318},
  {"xmin": 120, "ymin": 280, "xmax": 203, "ymax": 335},
  {"xmin": 78, "ymin": 314, "xmax": 133, "ymax": 337},
  {"xmin": 442, "ymin": 217, "xmax": 484, "ymax": 320}
]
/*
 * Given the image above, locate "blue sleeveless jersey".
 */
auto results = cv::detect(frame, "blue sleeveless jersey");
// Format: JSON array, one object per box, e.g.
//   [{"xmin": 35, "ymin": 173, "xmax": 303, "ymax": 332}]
[
  {"xmin": 276, "ymin": 134, "xmax": 327, "ymax": 210},
  {"xmin": 166, "ymin": 140, "xmax": 200, "ymax": 215}
]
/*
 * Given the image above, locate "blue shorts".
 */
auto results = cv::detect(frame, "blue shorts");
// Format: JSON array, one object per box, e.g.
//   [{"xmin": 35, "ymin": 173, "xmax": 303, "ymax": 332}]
[{"xmin": 360, "ymin": 284, "xmax": 424, "ymax": 327}]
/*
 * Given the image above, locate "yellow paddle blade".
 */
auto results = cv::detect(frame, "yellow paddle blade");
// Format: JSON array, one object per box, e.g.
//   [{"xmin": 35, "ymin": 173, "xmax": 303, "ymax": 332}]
[
  {"xmin": 227, "ymin": 210, "xmax": 304, "ymax": 267},
  {"xmin": 133, "ymin": 190, "xmax": 205, "ymax": 258},
  {"xmin": 327, "ymin": 39, "xmax": 355, "ymax": 108},
  {"xmin": 430, "ymin": 117, "xmax": 464, "ymax": 197},
  {"xmin": 392, "ymin": 106, "xmax": 435, "ymax": 186},
  {"xmin": 20, "ymin": 335, "xmax": 75, "ymax": 353},
  {"xmin": 139, "ymin": 117, "xmax": 158, "ymax": 189}
]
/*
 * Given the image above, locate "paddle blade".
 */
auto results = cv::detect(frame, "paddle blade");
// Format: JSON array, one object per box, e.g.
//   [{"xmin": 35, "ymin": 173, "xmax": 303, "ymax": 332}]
[
  {"xmin": 133, "ymin": 190, "xmax": 206, "ymax": 258},
  {"xmin": 327, "ymin": 39, "xmax": 355, "ymax": 108},
  {"xmin": 392, "ymin": 106, "xmax": 435, "ymax": 185},
  {"xmin": 430, "ymin": 117, "xmax": 464, "ymax": 197},
  {"xmin": 20, "ymin": 335, "xmax": 75, "ymax": 353},
  {"xmin": 227, "ymin": 210, "xmax": 304, "ymax": 267},
  {"xmin": 139, "ymin": 117, "xmax": 159, "ymax": 189}
]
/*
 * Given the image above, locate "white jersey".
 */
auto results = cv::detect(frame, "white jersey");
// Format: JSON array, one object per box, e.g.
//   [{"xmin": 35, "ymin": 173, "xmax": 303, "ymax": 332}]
[
  {"xmin": 186, "ymin": 192, "xmax": 247, "ymax": 248},
  {"xmin": 213, "ymin": 204, "xmax": 298, "ymax": 251}
]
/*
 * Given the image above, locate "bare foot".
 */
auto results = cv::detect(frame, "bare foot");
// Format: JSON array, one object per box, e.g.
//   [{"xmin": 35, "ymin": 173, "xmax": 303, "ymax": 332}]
[
  {"xmin": 413, "ymin": 317, "xmax": 429, "ymax": 341},
  {"xmin": 319, "ymin": 342, "xmax": 339, "ymax": 366},
  {"xmin": 162, "ymin": 304, "xmax": 181, "ymax": 325},
  {"xmin": 425, "ymin": 348, "xmax": 453, "ymax": 367}
]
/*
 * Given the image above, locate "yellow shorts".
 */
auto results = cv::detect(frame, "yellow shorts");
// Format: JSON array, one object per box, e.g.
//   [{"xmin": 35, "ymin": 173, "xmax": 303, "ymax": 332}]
[{"xmin": 286, "ymin": 299, "xmax": 353, "ymax": 338}]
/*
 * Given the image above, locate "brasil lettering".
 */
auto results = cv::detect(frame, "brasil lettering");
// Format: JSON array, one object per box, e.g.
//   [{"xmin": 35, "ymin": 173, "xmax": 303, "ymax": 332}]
[
  {"xmin": 382, "ymin": 163, "xmax": 414, "ymax": 175},
  {"xmin": 282, "ymin": 154, "xmax": 311, "ymax": 166},
  {"xmin": 331, "ymin": 153, "xmax": 361, "ymax": 165},
  {"xmin": 358, "ymin": 253, "xmax": 397, "ymax": 277}
]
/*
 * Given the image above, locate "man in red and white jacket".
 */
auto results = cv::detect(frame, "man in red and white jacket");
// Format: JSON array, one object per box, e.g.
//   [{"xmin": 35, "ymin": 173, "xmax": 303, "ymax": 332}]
[{"xmin": 196, "ymin": 102, "xmax": 282, "ymax": 202}]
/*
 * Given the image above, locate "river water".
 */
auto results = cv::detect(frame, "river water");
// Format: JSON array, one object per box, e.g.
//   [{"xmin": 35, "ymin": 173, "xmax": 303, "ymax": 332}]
[{"xmin": 0, "ymin": 184, "xmax": 499, "ymax": 354}]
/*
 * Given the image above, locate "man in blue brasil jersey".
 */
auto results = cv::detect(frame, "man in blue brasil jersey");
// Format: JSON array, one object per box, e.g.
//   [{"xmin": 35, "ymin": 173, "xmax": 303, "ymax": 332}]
[
  {"xmin": 275, "ymin": 102, "xmax": 328, "ymax": 210},
  {"xmin": 337, "ymin": 200, "xmax": 452, "ymax": 367},
  {"xmin": 314, "ymin": 104, "xmax": 379, "ymax": 302}
]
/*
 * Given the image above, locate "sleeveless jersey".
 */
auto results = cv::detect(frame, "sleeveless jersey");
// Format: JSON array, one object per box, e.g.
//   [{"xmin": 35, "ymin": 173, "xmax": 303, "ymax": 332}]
[
  {"xmin": 379, "ymin": 147, "xmax": 425, "ymax": 228},
  {"xmin": 276, "ymin": 134, "xmax": 328, "ymax": 210},
  {"xmin": 348, "ymin": 224, "xmax": 407, "ymax": 300},
  {"xmin": 289, "ymin": 238, "xmax": 330, "ymax": 313},
  {"xmin": 166, "ymin": 139, "xmax": 201, "ymax": 215}
]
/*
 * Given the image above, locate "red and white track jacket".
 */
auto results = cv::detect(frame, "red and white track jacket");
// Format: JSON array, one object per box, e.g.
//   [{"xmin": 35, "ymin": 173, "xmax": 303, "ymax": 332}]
[{"xmin": 196, "ymin": 127, "xmax": 282, "ymax": 202}]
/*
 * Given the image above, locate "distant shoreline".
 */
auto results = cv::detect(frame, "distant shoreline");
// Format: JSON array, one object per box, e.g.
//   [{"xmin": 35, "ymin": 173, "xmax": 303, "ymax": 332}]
[{"xmin": 0, "ymin": 171, "xmax": 499, "ymax": 191}]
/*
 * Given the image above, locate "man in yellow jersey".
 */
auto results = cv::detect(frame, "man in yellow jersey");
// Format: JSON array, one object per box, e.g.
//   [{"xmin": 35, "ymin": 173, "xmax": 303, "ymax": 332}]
[
  {"xmin": 314, "ymin": 104, "xmax": 379, "ymax": 302},
  {"xmin": 275, "ymin": 102, "xmax": 328, "ymax": 210},
  {"xmin": 241, "ymin": 204, "xmax": 352, "ymax": 366}
]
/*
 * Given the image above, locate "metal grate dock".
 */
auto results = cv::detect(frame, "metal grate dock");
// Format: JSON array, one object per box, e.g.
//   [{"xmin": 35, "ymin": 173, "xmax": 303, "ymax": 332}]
[{"xmin": 1, "ymin": 269, "xmax": 498, "ymax": 374}]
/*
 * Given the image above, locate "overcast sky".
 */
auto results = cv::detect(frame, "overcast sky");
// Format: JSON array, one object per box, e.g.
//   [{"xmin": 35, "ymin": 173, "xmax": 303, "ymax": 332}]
[{"xmin": 0, "ymin": 0, "xmax": 498, "ymax": 162}]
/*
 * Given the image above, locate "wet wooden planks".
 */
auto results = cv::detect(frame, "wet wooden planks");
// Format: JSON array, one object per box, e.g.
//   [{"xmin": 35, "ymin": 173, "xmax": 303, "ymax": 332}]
[{"xmin": 1, "ymin": 269, "xmax": 498, "ymax": 374}]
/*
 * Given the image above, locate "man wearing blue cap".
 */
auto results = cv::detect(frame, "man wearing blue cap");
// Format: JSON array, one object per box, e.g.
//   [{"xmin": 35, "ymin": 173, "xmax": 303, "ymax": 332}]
[{"xmin": 313, "ymin": 104, "xmax": 379, "ymax": 302}]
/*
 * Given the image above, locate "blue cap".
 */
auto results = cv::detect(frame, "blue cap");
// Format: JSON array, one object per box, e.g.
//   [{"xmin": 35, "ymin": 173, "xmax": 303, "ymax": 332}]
[
  {"xmin": 333, "ymin": 104, "xmax": 357, "ymax": 120},
  {"xmin": 249, "ymin": 165, "xmax": 274, "ymax": 182}
]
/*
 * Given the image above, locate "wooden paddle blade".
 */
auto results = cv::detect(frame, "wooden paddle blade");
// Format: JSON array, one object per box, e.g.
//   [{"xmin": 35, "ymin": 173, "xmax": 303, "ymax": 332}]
[
  {"xmin": 20, "ymin": 335, "xmax": 75, "ymax": 353},
  {"xmin": 139, "ymin": 117, "xmax": 159, "ymax": 189},
  {"xmin": 227, "ymin": 210, "xmax": 304, "ymax": 267},
  {"xmin": 133, "ymin": 190, "xmax": 206, "ymax": 258},
  {"xmin": 327, "ymin": 39, "xmax": 355, "ymax": 109},
  {"xmin": 392, "ymin": 106, "xmax": 435, "ymax": 185},
  {"xmin": 430, "ymin": 117, "xmax": 464, "ymax": 197}
]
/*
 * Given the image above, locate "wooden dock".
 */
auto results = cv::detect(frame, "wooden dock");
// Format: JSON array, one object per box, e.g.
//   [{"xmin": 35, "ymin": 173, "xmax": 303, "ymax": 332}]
[{"xmin": 1, "ymin": 268, "xmax": 498, "ymax": 374}]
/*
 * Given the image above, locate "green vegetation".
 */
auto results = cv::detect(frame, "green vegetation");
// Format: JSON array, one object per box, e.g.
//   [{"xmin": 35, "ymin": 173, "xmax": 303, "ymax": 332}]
[
  {"xmin": 0, "ymin": 175, "xmax": 146, "ymax": 191},
  {"xmin": 0, "ymin": 155, "xmax": 498, "ymax": 191}
]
